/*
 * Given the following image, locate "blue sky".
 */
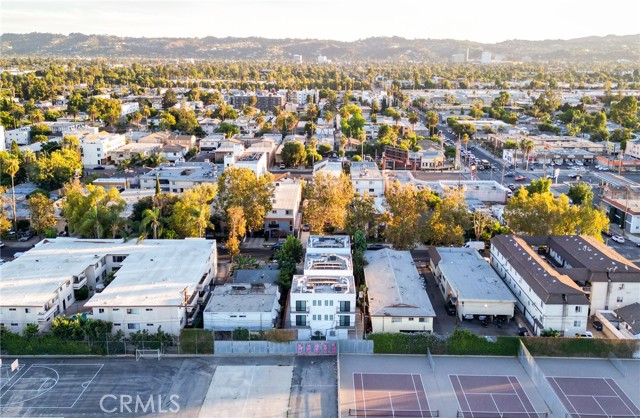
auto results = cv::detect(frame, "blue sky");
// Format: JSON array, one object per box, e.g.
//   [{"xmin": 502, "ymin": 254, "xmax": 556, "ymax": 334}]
[{"xmin": 2, "ymin": 0, "xmax": 639, "ymax": 43}]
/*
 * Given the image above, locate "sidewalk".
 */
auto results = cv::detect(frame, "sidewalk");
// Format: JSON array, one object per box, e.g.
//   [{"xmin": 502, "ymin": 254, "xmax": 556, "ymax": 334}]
[{"xmin": 608, "ymin": 224, "xmax": 640, "ymax": 245}]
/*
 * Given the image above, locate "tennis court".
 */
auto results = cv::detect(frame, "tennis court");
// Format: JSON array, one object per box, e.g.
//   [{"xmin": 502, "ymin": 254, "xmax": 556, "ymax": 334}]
[
  {"xmin": 350, "ymin": 372, "xmax": 437, "ymax": 417},
  {"xmin": 450, "ymin": 374, "xmax": 545, "ymax": 418},
  {"xmin": 547, "ymin": 376, "xmax": 640, "ymax": 418}
]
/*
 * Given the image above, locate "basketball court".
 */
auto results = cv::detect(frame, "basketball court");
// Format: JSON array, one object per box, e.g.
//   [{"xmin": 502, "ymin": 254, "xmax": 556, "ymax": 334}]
[
  {"xmin": 350, "ymin": 372, "xmax": 436, "ymax": 417},
  {"xmin": 547, "ymin": 376, "xmax": 640, "ymax": 418}
]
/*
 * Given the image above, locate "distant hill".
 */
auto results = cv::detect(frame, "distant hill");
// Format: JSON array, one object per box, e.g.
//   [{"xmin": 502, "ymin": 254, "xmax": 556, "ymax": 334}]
[{"xmin": 1, "ymin": 32, "xmax": 638, "ymax": 62}]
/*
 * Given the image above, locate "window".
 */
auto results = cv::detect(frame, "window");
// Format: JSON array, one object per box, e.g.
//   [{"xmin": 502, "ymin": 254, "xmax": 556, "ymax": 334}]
[
  {"xmin": 339, "ymin": 316, "xmax": 350, "ymax": 327},
  {"xmin": 618, "ymin": 284, "xmax": 625, "ymax": 290},
  {"xmin": 324, "ymin": 300, "xmax": 329, "ymax": 306},
  {"xmin": 114, "ymin": 323, "xmax": 121, "ymax": 327},
  {"xmin": 408, "ymin": 317, "xmax": 415, "ymax": 321},
  {"xmin": 369, "ymin": 188, "xmax": 375, "ymax": 193},
  {"xmin": 112, "ymin": 255, "xmax": 126, "ymax": 263},
  {"xmin": 127, "ymin": 308, "xmax": 139, "ymax": 315},
  {"xmin": 295, "ymin": 315, "xmax": 306, "ymax": 326},
  {"xmin": 146, "ymin": 323, "xmax": 154, "ymax": 327},
  {"xmin": 127, "ymin": 323, "xmax": 140, "ymax": 330},
  {"xmin": 295, "ymin": 301, "xmax": 307, "ymax": 312},
  {"xmin": 419, "ymin": 318, "xmax": 426, "ymax": 323},
  {"xmin": 9, "ymin": 308, "xmax": 16, "ymax": 311},
  {"xmin": 617, "ymin": 297, "xmax": 624, "ymax": 303},
  {"xmin": 98, "ymin": 308, "xmax": 105, "ymax": 313},
  {"xmin": 312, "ymin": 315, "xmax": 317, "ymax": 320},
  {"xmin": 113, "ymin": 308, "xmax": 120, "ymax": 311},
  {"xmin": 312, "ymin": 300, "xmax": 317, "ymax": 307},
  {"xmin": 67, "ymin": 294, "xmax": 72, "ymax": 301},
  {"xmin": 324, "ymin": 315, "xmax": 329, "ymax": 320},
  {"xmin": 573, "ymin": 321, "xmax": 581, "ymax": 327},
  {"xmin": 11, "ymin": 323, "xmax": 18, "ymax": 326},
  {"xmin": 146, "ymin": 308, "xmax": 153, "ymax": 312},
  {"xmin": 391, "ymin": 317, "xmax": 402, "ymax": 323},
  {"xmin": 239, "ymin": 315, "xmax": 246, "ymax": 318},
  {"xmin": 329, "ymin": 300, "xmax": 333, "ymax": 306},
  {"xmin": 575, "ymin": 306, "xmax": 582, "ymax": 313},
  {"xmin": 25, "ymin": 308, "xmax": 30, "ymax": 314},
  {"xmin": 339, "ymin": 301, "xmax": 350, "ymax": 312}
]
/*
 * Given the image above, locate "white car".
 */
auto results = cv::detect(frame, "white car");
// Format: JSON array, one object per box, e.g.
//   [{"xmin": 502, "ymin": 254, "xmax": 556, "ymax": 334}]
[{"xmin": 611, "ymin": 235, "xmax": 625, "ymax": 244}]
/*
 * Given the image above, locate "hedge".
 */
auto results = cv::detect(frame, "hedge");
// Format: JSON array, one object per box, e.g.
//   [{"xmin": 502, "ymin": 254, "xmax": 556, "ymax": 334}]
[
  {"xmin": 524, "ymin": 337, "xmax": 639, "ymax": 358},
  {"xmin": 1, "ymin": 332, "xmax": 93, "ymax": 355}
]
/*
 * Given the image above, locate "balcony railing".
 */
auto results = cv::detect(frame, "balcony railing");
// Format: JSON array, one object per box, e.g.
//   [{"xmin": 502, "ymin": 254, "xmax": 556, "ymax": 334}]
[
  {"xmin": 73, "ymin": 276, "xmax": 88, "ymax": 290},
  {"xmin": 38, "ymin": 304, "xmax": 59, "ymax": 322},
  {"xmin": 293, "ymin": 306, "xmax": 310, "ymax": 313}
]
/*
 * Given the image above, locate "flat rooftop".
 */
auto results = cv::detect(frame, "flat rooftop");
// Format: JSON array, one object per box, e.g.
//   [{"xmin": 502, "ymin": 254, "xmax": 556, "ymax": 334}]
[
  {"xmin": 204, "ymin": 283, "xmax": 279, "ymax": 313},
  {"xmin": 364, "ymin": 249, "xmax": 436, "ymax": 318},
  {"xmin": 140, "ymin": 161, "xmax": 223, "ymax": 183},
  {"xmin": 291, "ymin": 275, "xmax": 354, "ymax": 294},
  {"xmin": 350, "ymin": 162, "xmax": 383, "ymax": 180},
  {"xmin": 237, "ymin": 152, "xmax": 263, "ymax": 162},
  {"xmin": 429, "ymin": 247, "xmax": 516, "ymax": 302},
  {"xmin": 307, "ymin": 235, "xmax": 351, "ymax": 251},
  {"xmin": 0, "ymin": 238, "xmax": 215, "ymax": 308},
  {"xmin": 270, "ymin": 180, "xmax": 301, "ymax": 211},
  {"xmin": 304, "ymin": 253, "xmax": 352, "ymax": 272}
]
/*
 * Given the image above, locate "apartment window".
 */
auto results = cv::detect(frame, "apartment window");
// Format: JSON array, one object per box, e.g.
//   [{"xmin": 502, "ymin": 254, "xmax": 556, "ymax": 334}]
[
  {"xmin": 113, "ymin": 308, "xmax": 120, "ymax": 311},
  {"xmin": 11, "ymin": 323, "xmax": 18, "ymax": 327},
  {"xmin": 146, "ymin": 323, "xmax": 154, "ymax": 327},
  {"xmin": 339, "ymin": 316, "xmax": 350, "ymax": 327},
  {"xmin": 67, "ymin": 294, "xmax": 72, "ymax": 301},
  {"xmin": 573, "ymin": 321, "xmax": 581, "ymax": 327},
  {"xmin": 329, "ymin": 300, "xmax": 334, "ymax": 306},
  {"xmin": 419, "ymin": 318, "xmax": 426, "ymax": 323},
  {"xmin": 127, "ymin": 323, "xmax": 140, "ymax": 330},
  {"xmin": 239, "ymin": 315, "xmax": 246, "ymax": 318},
  {"xmin": 99, "ymin": 308, "xmax": 105, "ymax": 313},
  {"xmin": 391, "ymin": 317, "xmax": 402, "ymax": 323},
  {"xmin": 295, "ymin": 301, "xmax": 307, "ymax": 312},
  {"xmin": 312, "ymin": 300, "xmax": 317, "ymax": 307},
  {"xmin": 25, "ymin": 308, "xmax": 30, "ymax": 313},
  {"xmin": 369, "ymin": 189, "xmax": 375, "ymax": 193},
  {"xmin": 145, "ymin": 308, "xmax": 153, "ymax": 312},
  {"xmin": 113, "ymin": 255, "xmax": 126, "ymax": 263},
  {"xmin": 325, "ymin": 300, "xmax": 330, "ymax": 307},
  {"xmin": 339, "ymin": 301, "xmax": 350, "ymax": 312},
  {"xmin": 114, "ymin": 323, "xmax": 121, "ymax": 327},
  {"xmin": 295, "ymin": 315, "xmax": 306, "ymax": 326},
  {"xmin": 408, "ymin": 317, "xmax": 415, "ymax": 321},
  {"xmin": 617, "ymin": 297, "xmax": 624, "ymax": 303},
  {"xmin": 9, "ymin": 308, "xmax": 16, "ymax": 311},
  {"xmin": 127, "ymin": 308, "xmax": 139, "ymax": 315},
  {"xmin": 575, "ymin": 306, "xmax": 582, "ymax": 313},
  {"xmin": 285, "ymin": 210, "xmax": 292, "ymax": 215}
]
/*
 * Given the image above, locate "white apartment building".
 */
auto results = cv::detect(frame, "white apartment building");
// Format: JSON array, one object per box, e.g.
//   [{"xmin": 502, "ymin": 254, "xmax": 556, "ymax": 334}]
[
  {"xmin": 225, "ymin": 151, "xmax": 268, "ymax": 178},
  {"xmin": 306, "ymin": 235, "xmax": 351, "ymax": 256},
  {"xmin": 364, "ymin": 249, "xmax": 436, "ymax": 333},
  {"xmin": 199, "ymin": 134, "xmax": 226, "ymax": 151},
  {"xmin": 0, "ymin": 238, "xmax": 216, "ymax": 336},
  {"xmin": 203, "ymin": 283, "xmax": 280, "ymax": 331},
  {"xmin": 289, "ymin": 275, "xmax": 356, "ymax": 340},
  {"xmin": 0, "ymin": 126, "xmax": 5, "ymax": 152},
  {"xmin": 108, "ymin": 142, "xmax": 161, "ymax": 164},
  {"xmin": 139, "ymin": 162, "xmax": 222, "ymax": 194},
  {"xmin": 350, "ymin": 162, "xmax": 385, "ymax": 197},
  {"xmin": 5, "ymin": 126, "xmax": 31, "ymax": 146},
  {"xmin": 428, "ymin": 247, "xmax": 516, "ymax": 321},
  {"xmin": 409, "ymin": 149, "xmax": 446, "ymax": 170},
  {"xmin": 79, "ymin": 130, "xmax": 127, "ymax": 167},
  {"xmin": 120, "ymin": 102, "xmax": 140, "ymax": 117},
  {"xmin": 490, "ymin": 235, "xmax": 590, "ymax": 336},
  {"xmin": 264, "ymin": 179, "xmax": 302, "ymax": 238}
]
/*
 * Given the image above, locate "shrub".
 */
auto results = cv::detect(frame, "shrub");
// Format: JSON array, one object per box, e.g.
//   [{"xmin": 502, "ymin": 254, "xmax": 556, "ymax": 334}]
[
  {"xmin": 232, "ymin": 327, "xmax": 250, "ymax": 341},
  {"xmin": 74, "ymin": 286, "xmax": 89, "ymax": 300}
]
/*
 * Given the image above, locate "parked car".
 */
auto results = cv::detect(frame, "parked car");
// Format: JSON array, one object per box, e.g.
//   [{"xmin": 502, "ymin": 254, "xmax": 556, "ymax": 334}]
[
  {"xmin": 568, "ymin": 173, "xmax": 582, "ymax": 179},
  {"xmin": 611, "ymin": 235, "xmax": 625, "ymax": 244},
  {"xmin": 505, "ymin": 172, "xmax": 514, "ymax": 177},
  {"xmin": 272, "ymin": 240, "xmax": 285, "ymax": 251},
  {"xmin": 302, "ymin": 224, "xmax": 310, "ymax": 232},
  {"xmin": 444, "ymin": 302, "xmax": 456, "ymax": 316},
  {"xmin": 602, "ymin": 231, "xmax": 613, "ymax": 237},
  {"xmin": 515, "ymin": 175, "xmax": 526, "ymax": 181},
  {"xmin": 575, "ymin": 331, "xmax": 593, "ymax": 338},
  {"xmin": 517, "ymin": 327, "xmax": 530, "ymax": 336},
  {"xmin": 593, "ymin": 320, "xmax": 603, "ymax": 331},
  {"xmin": 279, "ymin": 163, "xmax": 286, "ymax": 169}
]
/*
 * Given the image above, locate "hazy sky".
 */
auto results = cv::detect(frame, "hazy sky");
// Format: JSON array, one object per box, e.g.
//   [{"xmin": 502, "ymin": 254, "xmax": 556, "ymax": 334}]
[{"xmin": 2, "ymin": 0, "xmax": 639, "ymax": 43}]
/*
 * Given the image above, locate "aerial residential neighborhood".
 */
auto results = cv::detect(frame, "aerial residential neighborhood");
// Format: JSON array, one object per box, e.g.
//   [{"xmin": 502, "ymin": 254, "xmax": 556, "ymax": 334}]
[{"xmin": 0, "ymin": 1, "xmax": 639, "ymax": 417}]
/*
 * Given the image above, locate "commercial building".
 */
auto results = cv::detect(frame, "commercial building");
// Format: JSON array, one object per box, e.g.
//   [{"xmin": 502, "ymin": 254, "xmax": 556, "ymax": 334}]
[
  {"xmin": 230, "ymin": 94, "xmax": 285, "ymax": 113},
  {"xmin": 0, "ymin": 238, "xmax": 216, "ymax": 336},
  {"xmin": 490, "ymin": 235, "xmax": 590, "ymax": 336},
  {"xmin": 364, "ymin": 249, "xmax": 436, "ymax": 333},
  {"xmin": 428, "ymin": 247, "xmax": 516, "ymax": 321},
  {"xmin": 203, "ymin": 283, "xmax": 280, "ymax": 331}
]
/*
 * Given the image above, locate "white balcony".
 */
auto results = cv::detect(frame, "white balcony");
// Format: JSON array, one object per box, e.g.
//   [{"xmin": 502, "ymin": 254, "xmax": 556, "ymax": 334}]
[
  {"xmin": 38, "ymin": 304, "xmax": 59, "ymax": 322},
  {"xmin": 73, "ymin": 275, "xmax": 88, "ymax": 290}
]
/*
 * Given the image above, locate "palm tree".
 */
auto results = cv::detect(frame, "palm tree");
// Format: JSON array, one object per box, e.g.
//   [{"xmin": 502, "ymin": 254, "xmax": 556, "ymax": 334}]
[
  {"xmin": 324, "ymin": 111, "xmax": 333, "ymax": 128},
  {"xmin": 425, "ymin": 111, "xmax": 439, "ymax": 137},
  {"xmin": 21, "ymin": 149, "xmax": 36, "ymax": 182},
  {"xmin": 408, "ymin": 113, "xmax": 419, "ymax": 132},
  {"xmin": 234, "ymin": 255, "xmax": 259, "ymax": 270},
  {"xmin": 29, "ymin": 110, "xmax": 45, "ymax": 124},
  {"xmin": 80, "ymin": 206, "xmax": 103, "ymax": 238},
  {"xmin": 3, "ymin": 156, "xmax": 20, "ymax": 233},
  {"xmin": 520, "ymin": 138, "xmax": 535, "ymax": 171},
  {"xmin": 140, "ymin": 207, "xmax": 161, "ymax": 239}
]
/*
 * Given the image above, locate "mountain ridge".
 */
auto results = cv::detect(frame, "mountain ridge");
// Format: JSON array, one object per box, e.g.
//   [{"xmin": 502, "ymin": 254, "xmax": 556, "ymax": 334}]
[{"xmin": 1, "ymin": 32, "xmax": 638, "ymax": 62}]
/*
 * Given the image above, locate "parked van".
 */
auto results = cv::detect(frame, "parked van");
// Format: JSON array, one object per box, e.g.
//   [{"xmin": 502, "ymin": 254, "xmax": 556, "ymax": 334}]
[{"xmin": 464, "ymin": 241, "xmax": 486, "ymax": 251}]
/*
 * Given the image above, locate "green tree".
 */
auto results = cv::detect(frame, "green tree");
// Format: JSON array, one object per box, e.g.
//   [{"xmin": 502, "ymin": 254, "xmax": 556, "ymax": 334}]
[
  {"xmin": 1, "ymin": 154, "xmax": 20, "ymax": 232},
  {"xmin": 525, "ymin": 178, "xmax": 552, "ymax": 195},
  {"xmin": 534, "ymin": 90, "xmax": 561, "ymax": 115},
  {"xmin": 304, "ymin": 172, "xmax": 354, "ymax": 233},
  {"xmin": 215, "ymin": 122, "xmax": 240, "ymax": 138},
  {"xmin": 281, "ymin": 141, "xmax": 307, "ymax": 167},
  {"xmin": 140, "ymin": 207, "xmax": 161, "ymax": 239},
  {"xmin": 610, "ymin": 96, "xmax": 639, "ymax": 128},
  {"xmin": 62, "ymin": 182, "xmax": 126, "ymax": 238},
  {"xmin": 568, "ymin": 183, "xmax": 594, "ymax": 205},
  {"xmin": 345, "ymin": 193, "xmax": 378, "ymax": 238},
  {"xmin": 234, "ymin": 255, "xmax": 259, "ymax": 270},
  {"xmin": 426, "ymin": 189, "xmax": 470, "ymax": 246},
  {"xmin": 275, "ymin": 235, "xmax": 303, "ymax": 290},
  {"xmin": 216, "ymin": 167, "xmax": 275, "ymax": 234},
  {"xmin": 34, "ymin": 148, "xmax": 82, "ymax": 190},
  {"xmin": 27, "ymin": 193, "xmax": 56, "ymax": 237},
  {"xmin": 66, "ymin": 92, "xmax": 85, "ymax": 121},
  {"xmin": 171, "ymin": 183, "xmax": 217, "ymax": 237},
  {"xmin": 226, "ymin": 205, "xmax": 247, "ymax": 261},
  {"xmin": 162, "ymin": 89, "xmax": 178, "ymax": 109},
  {"xmin": 520, "ymin": 138, "xmax": 535, "ymax": 171}
]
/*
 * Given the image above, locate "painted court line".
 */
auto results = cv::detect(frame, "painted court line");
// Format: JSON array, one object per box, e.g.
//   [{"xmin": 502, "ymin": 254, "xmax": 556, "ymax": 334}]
[
  {"xmin": 410, "ymin": 374, "xmax": 425, "ymax": 418},
  {"xmin": 603, "ymin": 378, "xmax": 640, "ymax": 415}
]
